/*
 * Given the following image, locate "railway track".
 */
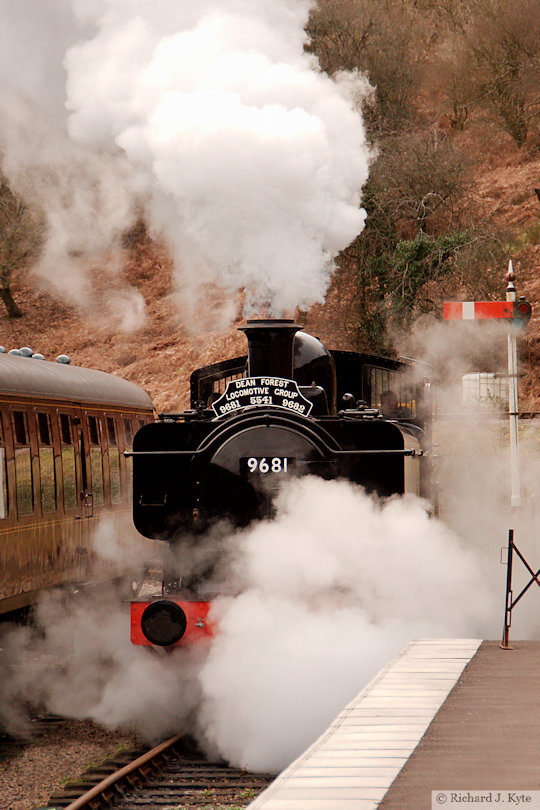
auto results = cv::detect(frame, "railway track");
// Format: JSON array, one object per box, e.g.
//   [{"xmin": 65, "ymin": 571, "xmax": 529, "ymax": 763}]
[
  {"xmin": 45, "ymin": 735, "xmax": 274, "ymax": 810},
  {"xmin": 0, "ymin": 714, "xmax": 69, "ymax": 761}
]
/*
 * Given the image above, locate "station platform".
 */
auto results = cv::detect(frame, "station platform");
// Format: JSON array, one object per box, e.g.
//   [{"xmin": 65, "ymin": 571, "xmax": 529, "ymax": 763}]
[{"xmin": 248, "ymin": 639, "xmax": 540, "ymax": 810}]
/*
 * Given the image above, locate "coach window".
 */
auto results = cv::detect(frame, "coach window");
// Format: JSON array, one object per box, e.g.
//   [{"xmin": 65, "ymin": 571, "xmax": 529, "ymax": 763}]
[
  {"xmin": 123, "ymin": 419, "xmax": 133, "ymax": 447},
  {"xmin": 37, "ymin": 413, "xmax": 57, "ymax": 513},
  {"xmin": 59, "ymin": 413, "xmax": 72, "ymax": 444},
  {"xmin": 107, "ymin": 417, "xmax": 122, "ymax": 504},
  {"xmin": 0, "ymin": 413, "xmax": 7, "ymax": 519},
  {"xmin": 123, "ymin": 419, "xmax": 133, "ymax": 500},
  {"xmin": 59, "ymin": 413, "xmax": 77, "ymax": 511},
  {"xmin": 87, "ymin": 416, "xmax": 104, "ymax": 506},
  {"xmin": 13, "ymin": 411, "xmax": 33, "ymax": 516},
  {"xmin": 106, "ymin": 417, "xmax": 117, "ymax": 446},
  {"xmin": 88, "ymin": 415, "xmax": 100, "ymax": 445}
]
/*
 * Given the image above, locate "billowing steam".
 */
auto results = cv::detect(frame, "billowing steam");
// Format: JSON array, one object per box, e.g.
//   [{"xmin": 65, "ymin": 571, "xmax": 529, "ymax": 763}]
[
  {"xmin": 196, "ymin": 478, "xmax": 500, "ymax": 770},
  {"xmin": 0, "ymin": 0, "xmax": 371, "ymax": 321},
  {"xmin": 0, "ymin": 477, "xmax": 506, "ymax": 772}
]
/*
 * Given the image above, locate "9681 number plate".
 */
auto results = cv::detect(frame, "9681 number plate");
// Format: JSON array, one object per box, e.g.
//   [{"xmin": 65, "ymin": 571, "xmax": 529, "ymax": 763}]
[{"xmin": 241, "ymin": 457, "xmax": 293, "ymax": 475}]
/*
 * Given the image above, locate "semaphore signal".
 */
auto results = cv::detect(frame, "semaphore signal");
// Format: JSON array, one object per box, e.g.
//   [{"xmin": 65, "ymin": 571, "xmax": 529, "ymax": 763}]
[
  {"xmin": 443, "ymin": 301, "xmax": 514, "ymax": 320},
  {"xmin": 444, "ymin": 260, "xmax": 532, "ymax": 508},
  {"xmin": 445, "ymin": 262, "xmax": 536, "ymax": 647},
  {"xmin": 443, "ymin": 299, "xmax": 532, "ymax": 326}
]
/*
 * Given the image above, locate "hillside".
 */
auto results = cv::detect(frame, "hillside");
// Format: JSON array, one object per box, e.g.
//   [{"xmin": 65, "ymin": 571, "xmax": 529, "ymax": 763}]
[
  {"xmin": 1, "ymin": 202, "xmax": 539, "ymax": 416},
  {"xmin": 1, "ymin": 117, "xmax": 537, "ymax": 414},
  {"xmin": 0, "ymin": 24, "xmax": 540, "ymax": 411}
]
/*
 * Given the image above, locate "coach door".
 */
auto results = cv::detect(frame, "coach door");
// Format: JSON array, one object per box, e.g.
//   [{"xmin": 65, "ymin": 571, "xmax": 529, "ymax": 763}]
[
  {"xmin": 57, "ymin": 409, "xmax": 93, "ymax": 521},
  {"xmin": 76, "ymin": 413, "xmax": 94, "ymax": 519}
]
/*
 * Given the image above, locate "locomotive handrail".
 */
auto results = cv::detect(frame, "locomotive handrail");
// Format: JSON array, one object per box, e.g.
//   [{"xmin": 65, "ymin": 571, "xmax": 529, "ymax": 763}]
[{"xmin": 125, "ymin": 448, "xmax": 424, "ymax": 457}]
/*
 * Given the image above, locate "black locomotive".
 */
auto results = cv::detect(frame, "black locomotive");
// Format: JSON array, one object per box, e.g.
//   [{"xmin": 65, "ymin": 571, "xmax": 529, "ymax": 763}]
[{"xmin": 129, "ymin": 320, "xmax": 431, "ymax": 648}]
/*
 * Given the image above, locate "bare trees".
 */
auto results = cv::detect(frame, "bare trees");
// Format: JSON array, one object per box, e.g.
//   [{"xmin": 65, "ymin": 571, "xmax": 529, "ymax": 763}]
[
  {"xmin": 308, "ymin": 0, "xmax": 539, "ymax": 146},
  {"xmin": 306, "ymin": 0, "xmax": 527, "ymax": 351},
  {"xmin": 466, "ymin": 0, "xmax": 539, "ymax": 146},
  {"xmin": 306, "ymin": 0, "xmax": 421, "ymax": 136},
  {"xmin": 0, "ymin": 176, "xmax": 43, "ymax": 318},
  {"xmin": 433, "ymin": 0, "xmax": 540, "ymax": 145}
]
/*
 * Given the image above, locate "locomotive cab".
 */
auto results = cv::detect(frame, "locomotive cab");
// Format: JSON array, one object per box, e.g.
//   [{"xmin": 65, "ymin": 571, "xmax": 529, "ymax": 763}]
[{"xmin": 293, "ymin": 331, "xmax": 337, "ymax": 415}]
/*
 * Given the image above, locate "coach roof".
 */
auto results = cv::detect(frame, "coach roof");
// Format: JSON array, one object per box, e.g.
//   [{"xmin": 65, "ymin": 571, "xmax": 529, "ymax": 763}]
[{"xmin": 0, "ymin": 354, "xmax": 153, "ymax": 410}]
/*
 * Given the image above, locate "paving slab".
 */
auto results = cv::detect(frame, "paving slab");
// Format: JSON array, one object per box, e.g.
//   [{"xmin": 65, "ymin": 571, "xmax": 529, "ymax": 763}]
[
  {"xmin": 379, "ymin": 640, "xmax": 540, "ymax": 809},
  {"xmin": 247, "ymin": 638, "xmax": 481, "ymax": 810}
]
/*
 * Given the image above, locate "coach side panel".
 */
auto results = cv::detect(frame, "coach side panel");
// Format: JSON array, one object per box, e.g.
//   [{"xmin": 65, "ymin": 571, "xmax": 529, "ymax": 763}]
[{"xmin": 0, "ymin": 398, "xmax": 152, "ymax": 614}]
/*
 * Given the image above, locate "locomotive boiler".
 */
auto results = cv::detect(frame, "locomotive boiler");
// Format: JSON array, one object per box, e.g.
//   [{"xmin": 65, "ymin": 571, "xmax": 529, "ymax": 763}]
[{"xmin": 129, "ymin": 319, "xmax": 431, "ymax": 648}]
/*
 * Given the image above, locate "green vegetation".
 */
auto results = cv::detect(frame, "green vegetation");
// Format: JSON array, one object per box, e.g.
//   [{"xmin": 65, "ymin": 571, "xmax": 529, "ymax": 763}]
[{"xmin": 167, "ymin": 787, "xmax": 258, "ymax": 810}]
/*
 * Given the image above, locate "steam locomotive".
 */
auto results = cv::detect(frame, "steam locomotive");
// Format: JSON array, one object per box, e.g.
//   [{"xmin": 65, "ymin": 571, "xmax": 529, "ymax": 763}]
[{"xmin": 129, "ymin": 319, "xmax": 432, "ymax": 649}]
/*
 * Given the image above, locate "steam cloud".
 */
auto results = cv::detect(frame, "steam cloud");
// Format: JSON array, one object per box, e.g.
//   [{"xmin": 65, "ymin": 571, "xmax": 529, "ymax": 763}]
[
  {"xmin": 0, "ymin": 0, "xmax": 372, "ymax": 321},
  {"xmin": 0, "ymin": 476, "xmax": 513, "ymax": 772},
  {"xmin": 196, "ymin": 478, "xmax": 500, "ymax": 770}
]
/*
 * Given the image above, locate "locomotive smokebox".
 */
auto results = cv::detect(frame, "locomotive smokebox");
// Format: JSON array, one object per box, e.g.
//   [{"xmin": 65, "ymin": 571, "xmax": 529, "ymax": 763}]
[{"xmin": 239, "ymin": 319, "xmax": 302, "ymax": 380}]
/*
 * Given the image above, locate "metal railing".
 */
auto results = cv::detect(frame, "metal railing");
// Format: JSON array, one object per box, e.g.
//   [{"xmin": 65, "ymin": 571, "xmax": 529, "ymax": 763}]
[{"xmin": 501, "ymin": 529, "xmax": 540, "ymax": 649}]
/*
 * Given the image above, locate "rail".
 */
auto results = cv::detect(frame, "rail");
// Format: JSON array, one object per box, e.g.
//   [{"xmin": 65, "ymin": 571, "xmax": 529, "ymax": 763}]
[
  {"xmin": 62, "ymin": 735, "xmax": 180, "ymax": 810},
  {"xmin": 48, "ymin": 734, "xmax": 274, "ymax": 810}
]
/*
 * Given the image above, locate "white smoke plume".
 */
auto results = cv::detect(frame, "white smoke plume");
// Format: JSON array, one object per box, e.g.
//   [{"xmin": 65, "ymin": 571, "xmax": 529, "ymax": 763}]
[
  {"xmin": 0, "ymin": 0, "xmax": 372, "ymax": 321},
  {"xmin": 0, "ymin": 477, "xmax": 507, "ymax": 773},
  {"xmin": 0, "ymin": 0, "xmax": 137, "ymax": 305},
  {"xmin": 196, "ymin": 477, "xmax": 501, "ymax": 771},
  {"xmin": 90, "ymin": 515, "xmax": 155, "ymax": 567}
]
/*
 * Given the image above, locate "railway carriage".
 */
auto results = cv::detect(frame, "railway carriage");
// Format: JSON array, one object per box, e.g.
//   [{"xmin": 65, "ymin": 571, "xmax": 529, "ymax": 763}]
[{"xmin": 0, "ymin": 351, "xmax": 154, "ymax": 616}]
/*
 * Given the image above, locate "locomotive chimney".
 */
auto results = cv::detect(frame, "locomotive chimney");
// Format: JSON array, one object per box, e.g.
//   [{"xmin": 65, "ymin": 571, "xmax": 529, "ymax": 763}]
[{"xmin": 239, "ymin": 319, "xmax": 302, "ymax": 380}]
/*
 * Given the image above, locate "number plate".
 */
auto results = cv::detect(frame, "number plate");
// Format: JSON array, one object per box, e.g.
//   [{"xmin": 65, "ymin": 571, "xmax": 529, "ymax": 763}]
[{"xmin": 241, "ymin": 457, "xmax": 293, "ymax": 475}]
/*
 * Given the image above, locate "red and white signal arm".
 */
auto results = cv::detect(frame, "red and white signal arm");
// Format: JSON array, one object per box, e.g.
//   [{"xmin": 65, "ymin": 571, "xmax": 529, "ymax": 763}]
[
  {"xmin": 444, "ymin": 300, "xmax": 531, "ymax": 326},
  {"xmin": 443, "ymin": 301, "xmax": 513, "ymax": 320}
]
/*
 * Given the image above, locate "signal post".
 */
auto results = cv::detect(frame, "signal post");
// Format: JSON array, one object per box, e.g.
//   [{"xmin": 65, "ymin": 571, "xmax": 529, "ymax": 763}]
[
  {"xmin": 444, "ymin": 263, "xmax": 533, "ymax": 647},
  {"xmin": 443, "ymin": 260, "xmax": 531, "ymax": 508}
]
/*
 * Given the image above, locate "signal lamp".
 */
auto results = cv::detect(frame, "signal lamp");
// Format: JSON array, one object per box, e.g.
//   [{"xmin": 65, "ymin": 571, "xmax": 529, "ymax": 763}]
[
  {"xmin": 513, "ymin": 299, "xmax": 532, "ymax": 328},
  {"xmin": 140, "ymin": 600, "xmax": 187, "ymax": 646}
]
